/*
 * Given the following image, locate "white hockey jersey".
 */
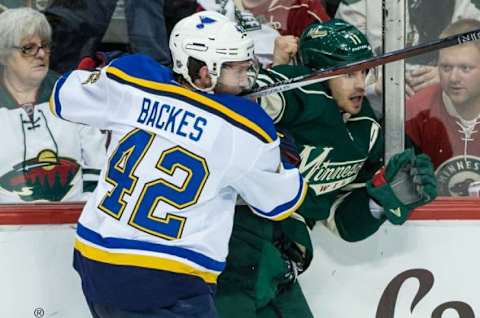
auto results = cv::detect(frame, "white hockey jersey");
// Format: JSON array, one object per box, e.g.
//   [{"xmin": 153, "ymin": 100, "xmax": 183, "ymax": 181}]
[
  {"xmin": 50, "ymin": 54, "xmax": 307, "ymax": 296},
  {"xmin": 0, "ymin": 71, "xmax": 106, "ymax": 202}
]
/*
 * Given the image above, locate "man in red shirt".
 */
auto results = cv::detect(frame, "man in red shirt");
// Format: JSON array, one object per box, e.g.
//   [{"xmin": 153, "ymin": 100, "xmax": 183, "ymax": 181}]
[{"xmin": 406, "ymin": 19, "xmax": 480, "ymax": 196}]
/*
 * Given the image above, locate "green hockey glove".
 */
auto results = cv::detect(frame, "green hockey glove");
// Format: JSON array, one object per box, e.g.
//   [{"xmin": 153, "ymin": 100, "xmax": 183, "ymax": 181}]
[{"xmin": 366, "ymin": 149, "xmax": 437, "ymax": 225}]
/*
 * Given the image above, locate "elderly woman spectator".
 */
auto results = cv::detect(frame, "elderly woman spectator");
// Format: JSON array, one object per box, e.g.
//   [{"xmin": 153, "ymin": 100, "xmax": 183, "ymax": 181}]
[{"xmin": 0, "ymin": 7, "xmax": 106, "ymax": 203}]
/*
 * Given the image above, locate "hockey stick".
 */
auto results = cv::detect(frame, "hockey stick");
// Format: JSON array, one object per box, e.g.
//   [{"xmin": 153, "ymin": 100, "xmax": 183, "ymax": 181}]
[{"xmin": 246, "ymin": 28, "xmax": 480, "ymax": 97}]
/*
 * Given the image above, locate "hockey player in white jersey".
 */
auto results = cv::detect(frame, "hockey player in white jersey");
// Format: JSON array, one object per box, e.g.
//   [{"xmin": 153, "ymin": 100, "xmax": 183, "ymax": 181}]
[{"xmin": 50, "ymin": 11, "xmax": 307, "ymax": 318}]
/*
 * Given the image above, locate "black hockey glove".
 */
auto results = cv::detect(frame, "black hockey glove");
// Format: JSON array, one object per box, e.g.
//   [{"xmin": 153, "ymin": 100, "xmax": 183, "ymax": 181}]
[{"xmin": 275, "ymin": 235, "xmax": 308, "ymax": 289}]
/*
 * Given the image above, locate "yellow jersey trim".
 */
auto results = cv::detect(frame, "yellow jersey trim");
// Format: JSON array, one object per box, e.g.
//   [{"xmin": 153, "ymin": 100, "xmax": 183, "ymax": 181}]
[
  {"xmin": 74, "ymin": 239, "xmax": 219, "ymax": 284},
  {"xmin": 271, "ymin": 181, "xmax": 309, "ymax": 221},
  {"xmin": 106, "ymin": 66, "xmax": 274, "ymax": 143}
]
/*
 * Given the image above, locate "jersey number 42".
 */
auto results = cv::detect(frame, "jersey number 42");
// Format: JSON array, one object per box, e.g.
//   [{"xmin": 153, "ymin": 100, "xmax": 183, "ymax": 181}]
[{"xmin": 98, "ymin": 129, "xmax": 209, "ymax": 240}]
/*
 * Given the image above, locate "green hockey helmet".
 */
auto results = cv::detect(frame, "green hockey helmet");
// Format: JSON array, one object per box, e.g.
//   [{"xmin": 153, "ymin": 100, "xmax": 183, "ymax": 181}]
[{"xmin": 299, "ymin": 19, "xmax": 374, "ymax": 70}]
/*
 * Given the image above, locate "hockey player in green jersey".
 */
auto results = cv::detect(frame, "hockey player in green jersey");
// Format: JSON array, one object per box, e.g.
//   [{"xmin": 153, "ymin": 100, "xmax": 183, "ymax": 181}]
[{"xmin": 215, "ymin": 19, "xmax": 437, "ymax": 318}]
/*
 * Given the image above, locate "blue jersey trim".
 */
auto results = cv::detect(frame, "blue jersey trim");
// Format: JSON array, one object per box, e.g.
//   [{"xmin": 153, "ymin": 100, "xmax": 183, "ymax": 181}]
[
  {"xmin": 50, "ymin": 73, "xmax": 69, "ymax": 119},
  {"xmin": 77, "ymin": 223, "xmax": 225, "ymax": 272},
  {"xmin": 207, "ymin": 93, "xmax": 277, "ymax": 142},
  {"xmin": 110, "ymin": 54, "xmax": 175, "ymax": 83},
  {"xmin": 74, "ymin": 250, "xmax": 215, "ymax": 310},
  {"xmin": 107, "ymin": 54, "xmax": 277, "ymax": 143},
  {"xmin": 251, "ymin": 174, "xmax": 307, "ymax": 218}
]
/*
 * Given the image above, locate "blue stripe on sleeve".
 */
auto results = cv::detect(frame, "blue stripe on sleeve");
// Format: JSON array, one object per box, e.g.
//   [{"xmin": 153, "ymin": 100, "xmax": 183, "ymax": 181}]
[
  {"xmin": 250, "ymin": 174, "xmax": 305, "ymax": 218},
  {"xmin": 52, "ymin": 72, "xmax": 70, "ymax": 119}
]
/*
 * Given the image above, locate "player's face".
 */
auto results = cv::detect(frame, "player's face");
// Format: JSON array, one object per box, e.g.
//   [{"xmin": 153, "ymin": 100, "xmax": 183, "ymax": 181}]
[
  {"xmin": 5, "ymin": 34, "xmax": 50, "ymax": 85},
  {"xmin": 215, "ymin": 59, "xmax": 259, "ymax": 95},
  {"xmin": 439, "ymin": 44, "xmax": 480, "ymax": 107},
  {"xmin": 328, "ymin": 70, "xmax": 367, "ymax": 115}
]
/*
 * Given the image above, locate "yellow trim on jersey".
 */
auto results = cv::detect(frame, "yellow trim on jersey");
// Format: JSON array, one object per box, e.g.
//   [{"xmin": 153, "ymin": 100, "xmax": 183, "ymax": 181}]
[
  {"xmin": 74, "ymin": 239, "xmax": 219, "ymax": 284},
  {"xmin": 270, "ymin": 181, "xmax": 309, "ymax": 221},
  {"xmin": 49, "ymin": 92, "xmax": 58, "ymax": 117},
  {"xmin": 106, "ymin": 66, "xmax": 274, "ymax": 143}
]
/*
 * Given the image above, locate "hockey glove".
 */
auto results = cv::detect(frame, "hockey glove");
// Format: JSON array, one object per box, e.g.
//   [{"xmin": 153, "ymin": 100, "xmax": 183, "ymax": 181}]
[
  {"xmin": 77, "ymin": 51, "xmax": 125, "ymax": 70},
  {"xmin": 275, "ymin": 239, "xmax": 306, "ymax": 288},
  {"xmin": 366, "ymin": 149, "xmax": 437, "ymax": 225},
  {"xmin": 277, "ymin": 128, "xmax": 301, "ymax": 168}
]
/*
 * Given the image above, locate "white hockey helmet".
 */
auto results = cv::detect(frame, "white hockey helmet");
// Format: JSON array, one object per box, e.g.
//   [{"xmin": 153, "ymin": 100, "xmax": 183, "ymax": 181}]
[{"xmin": 169, "ymin": 11, "xmax": 256, "ymax": 91}]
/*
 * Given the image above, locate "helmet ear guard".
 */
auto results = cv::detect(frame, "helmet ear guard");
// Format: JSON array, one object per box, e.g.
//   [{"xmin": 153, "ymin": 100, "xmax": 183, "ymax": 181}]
[
  {"xmin": 169, "ymin": 11, "xmax": 256, "ymax": 92},
  {"xmin": 299, "ymin": 19, "xmax": 374, "ymax": 70}
]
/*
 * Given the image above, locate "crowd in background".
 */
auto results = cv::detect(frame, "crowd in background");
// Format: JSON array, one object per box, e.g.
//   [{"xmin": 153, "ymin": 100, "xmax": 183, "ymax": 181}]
[
  {"xmin": 0, "ymin": 1, "xmax": 476, "ymax": 318},
  {"xmin": 0, "ymin": 1, "xmax": 478, "ymax": 199}
]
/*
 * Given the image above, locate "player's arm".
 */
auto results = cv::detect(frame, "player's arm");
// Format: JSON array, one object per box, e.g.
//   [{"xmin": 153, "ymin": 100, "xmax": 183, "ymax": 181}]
[
  {"xmin": 327, "ymin": 153, "xmax": 437, "ymax": 242},
  {"xmin": 232, "ymin": 140, "xmax": 308, "ymax": 221},
  {"xmin": 255, "ymin": 65, "xmax": 312, "ymax": 125},
  {"xmin": 323, "ymin": 187, "xmax": 387, "ymax": 242},
  {"xmin": 281, "ymin": 121, "xmax": 386, "ymax": 241},
  {"xmin": 49, "ymin": 67, "xmax": 110, "ymax": 128},
  {"xmin": 49, "ymin": 65, "xmax": 120, "ymax": 130},
  {"xmin": 310, "ymin": 118, "xmax": 385, "ymax": 241}
]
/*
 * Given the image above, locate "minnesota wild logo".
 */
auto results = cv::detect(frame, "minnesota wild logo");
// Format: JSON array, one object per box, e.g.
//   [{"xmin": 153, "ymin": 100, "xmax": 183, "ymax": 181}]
[
  {"xmin": 435, "ymin": 155, "xmax": 480, "ymax": 196},
  {"xmin": 299, "ymin": 145, "xmax": 366, "ymax": 195},
  {"xmin": 0, "ymin": 149, "xmax": 80, "ymax": 202},
  {"xmin": 306, "ymin": 27, "xmax": 328, "ymax": 39}
]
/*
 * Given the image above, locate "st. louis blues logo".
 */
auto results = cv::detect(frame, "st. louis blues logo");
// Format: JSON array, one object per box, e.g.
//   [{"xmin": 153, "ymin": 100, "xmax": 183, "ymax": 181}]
[{"xmin": 196, "ymin": 16, "xmax": 216, "ymax": 29}]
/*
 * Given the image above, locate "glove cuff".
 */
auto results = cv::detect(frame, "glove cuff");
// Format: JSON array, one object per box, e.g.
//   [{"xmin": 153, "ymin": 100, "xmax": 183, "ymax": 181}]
[
  {"xmin": 77, "ymin": 57, "xmax": 98, "ymax": 70},
  {"xmin": 369, "ymin": 198, "xmax": 384, "ymax": 219},
  {"xmin": 371, "ymin": 167, "xmax": 387, "ymax": 187},
  {"xmin": 366, "ymin": 180, "xmax": 410, "ymax": 225}
]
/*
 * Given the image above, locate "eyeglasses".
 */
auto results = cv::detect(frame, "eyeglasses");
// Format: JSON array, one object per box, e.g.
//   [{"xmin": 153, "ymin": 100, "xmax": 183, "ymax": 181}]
[{"xmin": 13, "ymin": 42, "xmax": 51, "ymax": 57}]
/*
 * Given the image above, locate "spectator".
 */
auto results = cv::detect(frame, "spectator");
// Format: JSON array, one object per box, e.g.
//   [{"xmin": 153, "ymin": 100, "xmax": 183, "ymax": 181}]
[
  {"xmin": 406, "ymin": 19, "xmax": 480, "ymax": 197},
  {"xmin": 0, "ymin": 7, "xmax": 106, "ymax": 202},
  {"xmin": 44, "ymin": 0, "xmax": 196, "ymax": 73},
  {"xmin": 335, "ymin": 0, "xmax": 480, "ymax": 116},
  {"xmin": 197, "ymin": 0, "xmax": 330, "ymax": 65}
]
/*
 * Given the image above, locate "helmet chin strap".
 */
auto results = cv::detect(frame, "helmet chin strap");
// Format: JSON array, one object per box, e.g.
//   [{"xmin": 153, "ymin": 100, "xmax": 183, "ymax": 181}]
[{"xmin": 183, "ymin": 71, "xmax": 217, "ymax": 93}]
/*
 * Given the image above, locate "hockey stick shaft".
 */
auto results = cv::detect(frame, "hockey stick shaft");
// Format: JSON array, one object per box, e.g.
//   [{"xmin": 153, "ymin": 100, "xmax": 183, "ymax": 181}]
[{"xmin": 246, "ymin": 28, "xmax": 480, "ymax": 97}]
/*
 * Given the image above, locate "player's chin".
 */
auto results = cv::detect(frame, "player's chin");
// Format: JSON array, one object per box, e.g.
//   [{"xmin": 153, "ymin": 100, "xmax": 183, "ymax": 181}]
[
  {"xmin": 346, "ymin": 102, "xmax": 362, "ymax": 115},
  {"xmin": 215, "ymin": 85, "xmax": 242, "ymax": 96}
]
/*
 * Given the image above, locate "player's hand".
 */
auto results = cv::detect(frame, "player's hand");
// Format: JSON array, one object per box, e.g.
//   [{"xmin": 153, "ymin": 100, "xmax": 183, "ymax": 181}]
[
  {"xmin": 405, "ymin": 65, "xmax": 439, "ymax": 96},
  {"xmin": 276, "ymin": 239, "xmax": 307, "ymax": 286},
  {"xmin": 366, "ymin": 149, "xmax": 437, "ymax": 224},
  {"xmin": 272, "ymin": 35, "xmax": 299, "ymax": 66},
  {"xmin": 277, "ymin": 128, "xmax": 301, "ymax": 168},
  {"xmin": 76, "ymin": 51, "xmax": 125, "ymax": 70}
]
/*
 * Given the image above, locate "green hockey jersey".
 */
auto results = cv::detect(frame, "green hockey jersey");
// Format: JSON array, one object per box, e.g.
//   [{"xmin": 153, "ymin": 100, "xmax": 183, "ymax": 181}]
[
  {"xmin": 216, "ymin": 65, "xmax": 388, "ymax": 317},
  {"xmin": 257, "ymin": 64, "xmax": 386, "ymax": 241}
]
